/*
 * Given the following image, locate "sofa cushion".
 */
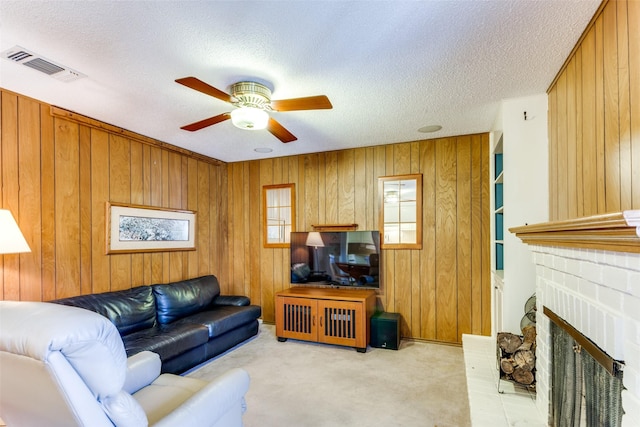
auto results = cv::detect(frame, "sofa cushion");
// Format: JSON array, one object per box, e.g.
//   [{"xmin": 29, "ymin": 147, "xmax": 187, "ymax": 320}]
[
  {"xmin": 152, "ymin": 275, "xmax": 221, "ymax": 325},
  {"xmin": 53, "ymin": 286, "xmax": 156, "ymax": 336},
  {"xmin": 173, "ymin": 305, "xmax": 262, "ymax": 338},
  {"xmin": 213, "ymin": 295, "xmax": 251, "ymax": 306},
  {"xmin": 122, "ymin": 322, "xmax": 209, "ymax": 361}
]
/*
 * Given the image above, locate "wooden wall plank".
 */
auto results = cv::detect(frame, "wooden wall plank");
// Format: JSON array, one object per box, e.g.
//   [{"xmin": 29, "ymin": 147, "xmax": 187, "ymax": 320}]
[
  {"xmin": 215, "ymin": 163, "xmax": 229, "ymax": 289},
  {"xmin": 354, "ymin": 148, "xmax": 366, "ymax": 228},
  {"xmin": 337, "ymin": 150, "xmax": 355, "ymax": 223},
  {"xmin": 365, "ymin": 147, "xmax": 376, "ymax": 230},
  {"xmin": 595, "ymin": 14, "xmax": 607, "ymax": 214},
  {"xmin": 420, "ymin": 139, "xmax": 437, "ymax": 340},
  {"xmin": 17, "ymin": 96, "xmax": 42, "ymax": 301},
  {"xmin": 456, "ymin": 136, "xmax": 472, "ymax": 341},
  {"xmin": 197, "ymin": 161, "xmax": 211, "ymax": 275},
  {"xmin": 54, "ymin": 118, "xmax": 81, "ymax": 299},
  {"xmin": 480, "ymin": 134, "xmax": 491, "ymax": 336},
  {"xmin": 435, "ymin": 138, "xmax": 458, "ymax": 342},
  {"xmin": 242, "ymin": 160, "xmax": 252, "ymax": 295},
  {"xmin": 109, "ymin": 135, "xmax": 132, "ymax": 291},
  {"xmin": 617, "ymin": 0, "xmax": 632, "ymax": 210},
  {"xmin": 604, "ymin": 1, "xmax": 621, "ymax": 212},
  {"xmin": 149, "ymin": 146, "xmax": 164, "ymax": 283},
  {"xmin": 229, "ymin": 163, "xmax": 245, "ymax": 294},
  {"xmin": 317, "ymin": 154, "xmax": 327, "ymax": 225},
  {"xmin": 630, "ymin": 0, "xmax": 640, "ymax": 208},
  {"xmin": 259, "ymin": 158, "xmax": 275, "ymax": 322},
  {"xmin": 91, "ymin": 129, "xmax": 110, "ymax": 294},
  {"xmin": 575, "ymin": 47, "xmax": 584, "ymax": 218},
  {"xmin": 140, "ymin": 145, "xmax": 153, "ymax": 284},
  {"xmin": 130, "ymin": 141, "xmax": 145, "ymax": 287},
  {"xmin": 470, "ymin": 135, "xmax": 483, "ymax": 334},
  {"xmin": 160, "ymin": 150, "xmax": 170, "ymax": 282},
  {"xmin": 582, "ymin": 27, "xmax": 598, "ymax": 216},
  {"xmin": 187, "ymin": 157, "xmax": 199, "ymax": 279},
  {"xmin": 410, "ymin": 142, "xmax": 421, "ymax": 337},
  {"xmin": 78, "ymin": 125, "xmax": 92, "ymax": 295},
  {"xmin": 557, "ymin": 72, "xmax": 569, "ymax": 220},
  {"xmin": 168, "ymin": 152, "xmax": 183, "ymax": 282},
  {"xmin": 1, "ymin": 93, "xmax": 19, "ymax": 300},
  {"xmin": 40, "ymin": 103, "xmax": 56, "ymax": 301},
  {"xmin": 249, "ymin": 160, "xmax": 261, "ymax": 306},
  {"xmin": 549, "ymin": 86, "xmax": 558, "ymax": 221},
  {"xmin": 567, "ymin": 56, "xmax": 578, "ymax": 219}
]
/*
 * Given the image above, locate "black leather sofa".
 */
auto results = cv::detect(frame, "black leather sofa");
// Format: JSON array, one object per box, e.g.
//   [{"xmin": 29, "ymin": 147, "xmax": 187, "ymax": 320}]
[{"xmin": 53, "ymin": 275, "xmax": 261, "ymax": 374}]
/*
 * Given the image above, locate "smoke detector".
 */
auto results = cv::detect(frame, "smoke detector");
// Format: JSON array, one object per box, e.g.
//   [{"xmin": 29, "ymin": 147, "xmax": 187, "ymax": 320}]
[{"xmin": 1, "ymin": 46, "xmax": 86, "ymax": 82}]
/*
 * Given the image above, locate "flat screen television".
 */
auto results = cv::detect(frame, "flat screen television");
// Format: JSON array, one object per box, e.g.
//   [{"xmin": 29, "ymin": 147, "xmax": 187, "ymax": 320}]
[{"xmin": 290, "ymin": 230, "xmax": 381, "ymax": 289}]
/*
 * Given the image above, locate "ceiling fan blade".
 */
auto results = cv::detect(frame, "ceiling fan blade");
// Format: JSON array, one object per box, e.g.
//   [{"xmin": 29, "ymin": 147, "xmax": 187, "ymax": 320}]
[
  {"xmin": 267, "ymin": 118, "xmax": 297, "ymax": 143},
  {"xmin": 180, "ymin": 113, "xmax": 230, "ymax": 132},
  {"xmin": 270, "ymin": 95, "xmax": 332, "ymax": 112},
  {"xmin": 175, "ymin": 77, "xmax": 232, "ymax": 103}
]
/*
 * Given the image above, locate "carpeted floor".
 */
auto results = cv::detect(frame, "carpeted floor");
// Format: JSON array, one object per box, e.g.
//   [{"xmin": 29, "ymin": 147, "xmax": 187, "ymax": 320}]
[{"xmin": 187, "ymin": 323, "xmax": 471, "ymax": 427}]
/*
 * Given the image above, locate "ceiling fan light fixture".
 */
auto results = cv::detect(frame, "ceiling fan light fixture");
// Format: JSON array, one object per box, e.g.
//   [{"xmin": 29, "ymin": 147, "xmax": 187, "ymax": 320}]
[{"xmin": 230, "ymin": 107, "xmax": 269, "ymax": 130}]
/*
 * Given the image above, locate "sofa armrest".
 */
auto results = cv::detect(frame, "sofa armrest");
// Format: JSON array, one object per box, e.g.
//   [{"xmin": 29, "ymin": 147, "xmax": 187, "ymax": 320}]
[
  {"xmin": 123, "ymin": 351, "xmax": 161, "ymax": 394},
  {"xmin": 152, "ymin": 368, "xmax": 250, "ymax": 427},
  {"xmin": 213, "ymin": 295, "xmax": 250, "ymax": 307}
]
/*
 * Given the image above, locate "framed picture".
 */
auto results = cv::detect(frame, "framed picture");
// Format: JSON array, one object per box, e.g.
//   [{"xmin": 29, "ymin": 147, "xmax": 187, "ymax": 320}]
[{"xmin": 106, "ymin": 202, "xmax": 196, "ymax": 254}]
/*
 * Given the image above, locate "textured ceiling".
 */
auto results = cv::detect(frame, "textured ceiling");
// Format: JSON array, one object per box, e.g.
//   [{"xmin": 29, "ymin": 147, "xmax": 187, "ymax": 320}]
[{"xmin": 0, "ymin": 1, "xmax": 600, "ymax": 163}]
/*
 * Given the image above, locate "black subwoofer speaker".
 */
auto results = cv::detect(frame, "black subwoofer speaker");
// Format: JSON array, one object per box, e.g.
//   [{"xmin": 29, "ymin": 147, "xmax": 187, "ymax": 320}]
[{"xmin": 370, "ymin": 312, "xmax": 400, "ymax": 350}]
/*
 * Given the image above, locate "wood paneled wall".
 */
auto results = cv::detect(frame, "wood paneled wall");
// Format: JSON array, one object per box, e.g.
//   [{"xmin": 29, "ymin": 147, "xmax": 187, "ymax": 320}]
[
  {"xmin": 0, "ymin": 90, "xmax": 229, "ymax": 301},
  {"xmin": 548, "ymin": 0, "xmax": 640, "ymax": 220},
  {"xmin": 0, "ymin": 88, "xmax": 490, "ymax": 344},
  {"xmin": 226, "ymin": 134, "xmax": 491, "ymax": 343}
]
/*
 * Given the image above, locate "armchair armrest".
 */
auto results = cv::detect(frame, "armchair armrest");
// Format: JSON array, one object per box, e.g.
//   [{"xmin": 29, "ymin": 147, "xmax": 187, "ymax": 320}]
[
  {"xmin": 213, "ymin": 295, "xmax": 251, "ymax": 306},
  {"xmin": 123, "ymin": 351, "xmax": 161, "ymax": 394},
  {"xmin": 153, "ymin": 368, "xmax": 250, "ymax": 427}
]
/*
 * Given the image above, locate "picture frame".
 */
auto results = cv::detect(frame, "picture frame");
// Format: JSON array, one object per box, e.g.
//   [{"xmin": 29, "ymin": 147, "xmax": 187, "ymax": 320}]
[{"xmin": 106, "ymin": 202, "xmax": 196, "ymax": 254}]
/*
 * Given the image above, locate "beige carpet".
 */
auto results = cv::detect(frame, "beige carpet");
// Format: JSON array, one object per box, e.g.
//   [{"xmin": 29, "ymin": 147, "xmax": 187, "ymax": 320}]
[{"xmin": 188, "ymin": 324, "xmax": 471, "ymax": 427}]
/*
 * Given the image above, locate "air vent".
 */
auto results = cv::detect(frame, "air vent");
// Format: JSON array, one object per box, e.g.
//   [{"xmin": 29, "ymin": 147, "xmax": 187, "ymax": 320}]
[{"xmin": 2, "ymin": 46, "xmax": 86, "ymax": 82}]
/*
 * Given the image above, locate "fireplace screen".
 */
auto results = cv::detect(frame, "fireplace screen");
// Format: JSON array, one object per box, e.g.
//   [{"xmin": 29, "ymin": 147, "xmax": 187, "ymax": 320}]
[{"xmin": 550, "ymin": 321, "xmax": 624, "ymax": 427}]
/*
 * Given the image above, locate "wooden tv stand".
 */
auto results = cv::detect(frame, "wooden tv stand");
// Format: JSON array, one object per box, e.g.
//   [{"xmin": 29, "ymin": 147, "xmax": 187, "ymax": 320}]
[{"xmin": 275, "ymin": 287, "xmax": 377, "ymax": 352}]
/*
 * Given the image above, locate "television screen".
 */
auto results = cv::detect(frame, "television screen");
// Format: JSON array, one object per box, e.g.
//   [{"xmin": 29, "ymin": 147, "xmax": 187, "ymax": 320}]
[{"xmin": 290, "ymin": 230, "xmax": 381, "ymax": 289}]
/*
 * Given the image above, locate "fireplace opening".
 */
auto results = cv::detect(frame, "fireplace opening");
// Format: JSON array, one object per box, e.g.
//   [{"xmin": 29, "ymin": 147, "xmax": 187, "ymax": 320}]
[{"xmin": 547, "ymin": 307, "xmax": 624, "ymax": 427}]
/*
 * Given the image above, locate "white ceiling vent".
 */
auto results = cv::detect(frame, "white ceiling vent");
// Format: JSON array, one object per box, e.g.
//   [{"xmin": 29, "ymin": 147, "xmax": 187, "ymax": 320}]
[{"xmin": 2, "ymin": 46, "xmax": 86, "ymax": 82}]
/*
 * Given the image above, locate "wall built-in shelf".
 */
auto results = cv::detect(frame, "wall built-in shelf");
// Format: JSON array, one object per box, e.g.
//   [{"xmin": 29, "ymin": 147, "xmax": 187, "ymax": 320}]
[
  {"xmin": 493, "ymin": 136, "xmax": 504, "ymax": 271},
  {"xmin": 311, "ymin": 224, "xmax": 358, "ymax": 232}
]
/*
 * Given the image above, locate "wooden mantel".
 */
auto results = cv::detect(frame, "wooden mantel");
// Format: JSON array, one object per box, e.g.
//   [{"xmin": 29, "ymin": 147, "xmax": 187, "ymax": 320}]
[{"xmin": 510, "ymin": 210, "xmax": 640, "ymax": 254}]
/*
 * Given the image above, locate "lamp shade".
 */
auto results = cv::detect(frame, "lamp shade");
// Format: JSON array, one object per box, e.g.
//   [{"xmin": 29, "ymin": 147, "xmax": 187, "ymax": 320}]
[
  {"xmin": 230, "ymin": 107, "xmax": 269, "ymax": 130},
  {"xmin": 305, "ymin": 232, "xmax": 325, "ymax": 248},
  {"xmin": 0, "ymin": 209, "xmax": 31, "ymax": 254}
]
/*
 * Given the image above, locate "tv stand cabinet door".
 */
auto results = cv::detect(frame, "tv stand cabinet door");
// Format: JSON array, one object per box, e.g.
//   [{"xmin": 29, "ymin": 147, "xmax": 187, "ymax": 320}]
[
  {"xmin": 317, "ymin": 299, "xmax": 366, "ymax": 349},
  {"xmin": 276, "ymin": 296, "xmax": 318, "ymax": 342}
]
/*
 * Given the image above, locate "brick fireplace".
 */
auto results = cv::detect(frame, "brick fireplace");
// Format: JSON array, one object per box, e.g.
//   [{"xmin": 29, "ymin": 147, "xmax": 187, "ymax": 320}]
[{"xmin": 511, "ymin": 210, "xmax": 640, "ymax": 426}]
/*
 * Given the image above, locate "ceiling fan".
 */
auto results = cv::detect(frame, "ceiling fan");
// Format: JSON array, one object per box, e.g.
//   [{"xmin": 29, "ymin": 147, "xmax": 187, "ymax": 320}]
[{"xmin": 175, "ymin": 77, "xmax": 333, "ymax": 143}]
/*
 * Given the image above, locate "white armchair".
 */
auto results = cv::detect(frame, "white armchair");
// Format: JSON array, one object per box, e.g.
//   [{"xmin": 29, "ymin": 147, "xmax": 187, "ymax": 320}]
[{"xmin": 0, "ymin": 301, "xmax": 250, "ymax": 427}]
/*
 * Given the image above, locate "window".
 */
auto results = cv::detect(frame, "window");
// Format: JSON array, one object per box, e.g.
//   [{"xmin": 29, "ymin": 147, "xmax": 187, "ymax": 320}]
[
  {"xmin": 378, "ymin": 174, "xmax": 422, "ymax": 249},
  {"xmin": 263, "ymin": 184, "xmax": 295, "ymax": 247}
]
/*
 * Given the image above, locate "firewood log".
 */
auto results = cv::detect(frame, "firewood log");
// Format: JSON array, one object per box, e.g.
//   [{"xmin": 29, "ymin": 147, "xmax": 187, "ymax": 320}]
[
  {"xmin": 522, "ymin": 324, "xmax": 536, "ymax": 344},
  {"xmin": 513, "ymin": 349, "xmax": 536, "ymax": 371},
  {"xmin": 500, "ymin": 358, "xmax": 515, "ymax": 374},
  {"xmin": 497, "ymin": 332, "xmax": 522, "ymax": 354},
  {"xmin": 512, "ymin": 367, "xmax": 535, "ymax": 385},
  {"xmin": 517, "ymin": 340, "xmax": 533, "ymax": 351}
]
